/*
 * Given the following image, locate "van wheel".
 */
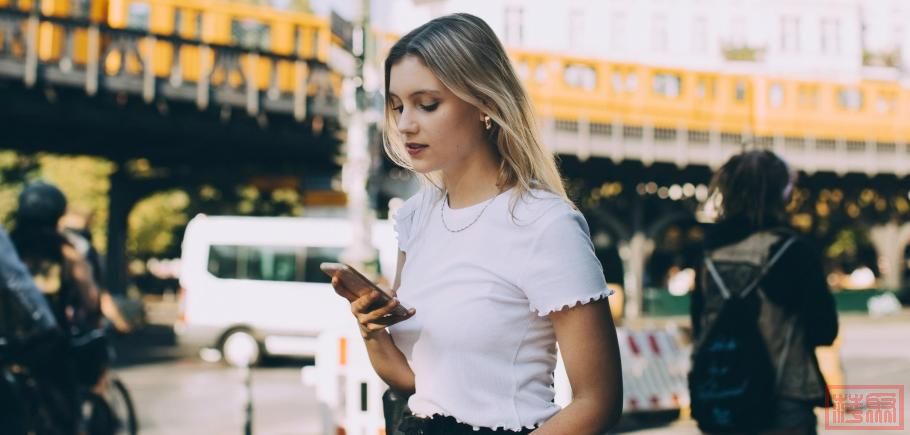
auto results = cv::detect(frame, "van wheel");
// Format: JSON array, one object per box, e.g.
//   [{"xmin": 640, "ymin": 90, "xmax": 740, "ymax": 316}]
[{"xmin": 220, "ymin": 329, "xmax": 262, "ymax": 367}]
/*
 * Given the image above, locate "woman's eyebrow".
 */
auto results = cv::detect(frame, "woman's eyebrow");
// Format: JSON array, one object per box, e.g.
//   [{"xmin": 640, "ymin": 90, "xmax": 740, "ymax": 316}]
[{"xmin": 388, "ymin": 89, "xmax": 442, "ymax": 99}]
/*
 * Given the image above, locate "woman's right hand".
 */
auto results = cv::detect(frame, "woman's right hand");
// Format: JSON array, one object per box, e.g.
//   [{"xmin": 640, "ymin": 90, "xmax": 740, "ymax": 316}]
[{"xmin": 331, "ymin": 277, "xmax": 416, "ymax": 339}]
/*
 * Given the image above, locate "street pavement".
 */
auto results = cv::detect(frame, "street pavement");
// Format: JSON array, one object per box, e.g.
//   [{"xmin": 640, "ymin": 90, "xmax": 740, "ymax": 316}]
[{"xmin": 113, "ymin": 312, "xmax": 910, "ymax": 435}]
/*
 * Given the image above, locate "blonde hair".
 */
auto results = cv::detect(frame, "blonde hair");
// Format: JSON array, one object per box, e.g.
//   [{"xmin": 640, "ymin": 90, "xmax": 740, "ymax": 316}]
[{"xmin": 383, "ymin": 13, "xmax": 569, "ymax": 205}]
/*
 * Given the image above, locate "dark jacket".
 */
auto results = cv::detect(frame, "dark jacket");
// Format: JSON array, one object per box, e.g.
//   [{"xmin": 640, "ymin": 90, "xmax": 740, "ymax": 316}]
[
  {"xmin": 0, "ymin": 227, "xmax": 58, "ymax": 343},
  {"xmin": 691, "ymin": 217, "xmax": 839, "ymax": 404}
]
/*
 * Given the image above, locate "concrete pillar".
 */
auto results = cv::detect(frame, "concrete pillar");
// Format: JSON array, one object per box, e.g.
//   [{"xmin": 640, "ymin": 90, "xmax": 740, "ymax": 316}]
[
  {"xmin": 623, "ymin": 232, "xmax": 654, "ymax": 320},
  {"xmin": 869, "ymin": 221, "xmax": 910, "ymax": 291},
  {"xmin": 105, "ymin": 169, "xmax": 132, "ymax": 295}
]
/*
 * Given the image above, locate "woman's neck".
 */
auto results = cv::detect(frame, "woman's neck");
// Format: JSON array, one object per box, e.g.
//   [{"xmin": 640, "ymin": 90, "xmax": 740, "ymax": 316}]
[{"xmin": 442, "ymin": 149, "xmax": 503, "ymax": 209}]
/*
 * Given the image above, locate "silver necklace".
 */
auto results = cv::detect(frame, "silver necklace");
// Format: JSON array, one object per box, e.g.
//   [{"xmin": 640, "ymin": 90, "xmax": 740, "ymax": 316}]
[{"xmin": 440, "ymin": 191, "xmax": 497, "ymax": 232}]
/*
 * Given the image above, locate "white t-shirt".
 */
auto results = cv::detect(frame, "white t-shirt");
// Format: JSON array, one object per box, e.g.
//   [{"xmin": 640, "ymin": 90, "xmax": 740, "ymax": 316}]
[{"xmin": 389, "ymin": 186, "xmax": 613, "ymax": 431}]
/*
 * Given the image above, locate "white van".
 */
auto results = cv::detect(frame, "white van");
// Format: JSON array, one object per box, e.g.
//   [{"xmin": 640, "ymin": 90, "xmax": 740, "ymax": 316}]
[{"xmin": 176, "ymin": 214, "xmax": 398, "ymax": 365}]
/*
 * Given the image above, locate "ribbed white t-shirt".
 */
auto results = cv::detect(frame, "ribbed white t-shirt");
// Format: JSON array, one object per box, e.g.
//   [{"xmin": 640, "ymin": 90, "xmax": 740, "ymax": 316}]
[{"xmin": 388, "ymin": 186, "xmax": 613, "ymax": 431}]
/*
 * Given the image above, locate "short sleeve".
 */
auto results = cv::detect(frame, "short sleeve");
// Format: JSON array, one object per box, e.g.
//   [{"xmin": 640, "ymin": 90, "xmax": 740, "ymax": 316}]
[
  {"xmin": 392, "ymin": 189, "xmax": 424, "ymax": 253},
  {"xmin": 520, "ymin": 209, "xmax": 613, "ymax": 316}
]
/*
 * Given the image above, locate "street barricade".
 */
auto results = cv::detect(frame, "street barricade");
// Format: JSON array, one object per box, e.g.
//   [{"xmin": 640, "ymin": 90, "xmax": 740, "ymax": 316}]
[{"xmin": 304, "ymin": 325, "xmax": 692, "ymax": 434}]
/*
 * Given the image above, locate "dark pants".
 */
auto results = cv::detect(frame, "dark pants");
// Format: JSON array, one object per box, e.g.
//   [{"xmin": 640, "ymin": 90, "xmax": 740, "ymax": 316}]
[
  {"xmin": 398, "ymin": 414, "xmax": 534, "ymax": 435},
  {"xmin": 383, "ymin": 389, "xmax": 535, "ymax": 435}
]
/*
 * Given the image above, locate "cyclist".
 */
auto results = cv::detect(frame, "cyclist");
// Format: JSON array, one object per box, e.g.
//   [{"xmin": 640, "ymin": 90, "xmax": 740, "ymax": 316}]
[
  {"xmin": 10, "ymin": 182, "xmax": 112, "ymax": 424},
  {"xmin": 0, "ymin": 225, "xmax": 72, "ymax": 434}
]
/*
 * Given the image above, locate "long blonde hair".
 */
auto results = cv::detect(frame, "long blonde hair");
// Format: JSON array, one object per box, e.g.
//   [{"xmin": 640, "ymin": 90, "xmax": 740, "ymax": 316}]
[{"xmin": 383, "ymin": 13, "xmax": 569, "ymax": 204}]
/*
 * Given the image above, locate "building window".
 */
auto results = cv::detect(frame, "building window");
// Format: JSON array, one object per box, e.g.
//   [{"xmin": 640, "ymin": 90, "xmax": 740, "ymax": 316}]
[
  {"xmin": 820, "ymin": 18, "xmax": 842, "ymax": 54},
  {"xmin": 652, "ymin": 14, "xmax": 668, "ymax": 52},
  {"xmin": 568, "ymin": 8, "xmax": 584, "ymax": 50},
  {"xmin": 768, "ymin": 83, "xmax": 784, "ymax": 108},
  {"xmin": 780, "ymin": 16, "xmax": 801, "ymax": 52},
  {"xmin": 692, "ymin": 16, "xmax": 708, "ymax": 53},
  {"xmin": 504, "ymin": 6, "xmax": 524, "ymax": 45}
]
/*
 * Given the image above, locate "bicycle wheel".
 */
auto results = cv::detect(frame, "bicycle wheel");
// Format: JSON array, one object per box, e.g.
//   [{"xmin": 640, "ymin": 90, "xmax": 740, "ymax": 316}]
[{"xmin": 107, "ymin": 378, "xmax": 138, "ymax": 435}]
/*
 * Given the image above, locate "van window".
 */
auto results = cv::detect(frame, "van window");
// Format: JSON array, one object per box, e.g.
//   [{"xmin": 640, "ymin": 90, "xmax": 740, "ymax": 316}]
[
  {"xmin": 247, "ymin": 247, "xmax": 299, "ymax": 281},
  {"xmin": 206, "ymin": 245, "xmax": 378, "ymax": 284},
  {"xmin": 302, "ymin": 247, "xmax": 344, "ymax": 283}
]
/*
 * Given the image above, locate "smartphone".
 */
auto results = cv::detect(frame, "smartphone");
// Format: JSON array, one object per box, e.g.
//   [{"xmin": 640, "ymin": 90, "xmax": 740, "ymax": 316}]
[{"xmin": 319, "ymin": 262, "xmax": 410, "ymax": 317}]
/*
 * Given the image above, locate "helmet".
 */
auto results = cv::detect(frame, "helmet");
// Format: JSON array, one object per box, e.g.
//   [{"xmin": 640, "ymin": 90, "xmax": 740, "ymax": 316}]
[{"xmin": 17, "ymin": 181, "xmax": 67, "ymax": 225}]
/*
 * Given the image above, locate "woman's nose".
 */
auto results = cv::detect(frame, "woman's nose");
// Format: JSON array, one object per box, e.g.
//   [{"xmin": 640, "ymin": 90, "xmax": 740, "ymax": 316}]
[{"xmin": 397, "ymin": 110, "xmax": 417, "ymax": 134}]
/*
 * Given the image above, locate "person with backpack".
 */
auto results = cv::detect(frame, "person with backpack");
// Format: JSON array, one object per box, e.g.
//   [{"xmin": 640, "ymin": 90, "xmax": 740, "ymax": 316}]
[{"xmin": 689, "ymin": 150, "xmax": 839, "ymax": 435}]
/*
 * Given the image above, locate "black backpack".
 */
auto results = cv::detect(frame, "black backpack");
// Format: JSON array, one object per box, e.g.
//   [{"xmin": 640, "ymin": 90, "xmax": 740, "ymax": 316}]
[{"xmin": 689, "ymin": 236, "xmax": 796, "ymax": 433}]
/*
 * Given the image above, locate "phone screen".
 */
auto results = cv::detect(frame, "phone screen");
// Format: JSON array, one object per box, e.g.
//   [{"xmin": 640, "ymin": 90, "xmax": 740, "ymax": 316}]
[{"xmin": 320, "ymin": 262, "xmax": 410, "ymax": 316}]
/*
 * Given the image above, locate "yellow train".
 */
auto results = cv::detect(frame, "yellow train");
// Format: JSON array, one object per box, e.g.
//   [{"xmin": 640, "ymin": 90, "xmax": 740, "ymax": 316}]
[
  {"xmin": 4, "ymin": 0, "xmax": 909, "ymax": 144},
  {"xmin": 0, "ymin": 0, "xmax": 337, "ymax": 96},
  {"xmin": 512, "ymin": 49, "xmax": 910, "ymax": 144}
]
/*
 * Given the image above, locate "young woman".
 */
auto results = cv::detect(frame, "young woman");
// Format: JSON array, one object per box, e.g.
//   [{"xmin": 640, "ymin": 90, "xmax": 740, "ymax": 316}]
[
  {"xmin": 331, "ymin": 13, "xmax": 622, "ymax": 435},
  {"xmin": 691, "ymin": 150, "xmax": 838, "ymax": 435}
]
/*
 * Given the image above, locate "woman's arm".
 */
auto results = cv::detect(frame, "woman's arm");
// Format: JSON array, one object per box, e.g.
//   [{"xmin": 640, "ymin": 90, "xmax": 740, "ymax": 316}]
[
  {"xmin": 533, "ymin": 298, "xmax": 623, "ymax": 435},
  {"xmin": 332, "ymin": 250, "xmax": 416, "ymax": 392}
]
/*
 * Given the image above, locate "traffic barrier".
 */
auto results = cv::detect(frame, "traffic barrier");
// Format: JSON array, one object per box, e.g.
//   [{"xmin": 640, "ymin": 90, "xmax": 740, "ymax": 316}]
[{"xmin": 307, "ymin": 326, "xmax": 692, "ymax": 433}]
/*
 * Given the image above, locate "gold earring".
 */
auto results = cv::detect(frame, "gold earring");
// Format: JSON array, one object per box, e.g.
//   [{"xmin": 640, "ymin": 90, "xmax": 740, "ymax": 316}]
[{"xmin": 483, "ymin": 115, "xmax": 492, "ymax": 130}]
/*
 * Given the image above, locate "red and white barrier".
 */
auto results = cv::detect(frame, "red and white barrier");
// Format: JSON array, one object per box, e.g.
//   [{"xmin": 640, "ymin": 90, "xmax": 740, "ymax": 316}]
[{"xmin": 305, "ymin": 325, "xmax": 692, "ymax": 433}]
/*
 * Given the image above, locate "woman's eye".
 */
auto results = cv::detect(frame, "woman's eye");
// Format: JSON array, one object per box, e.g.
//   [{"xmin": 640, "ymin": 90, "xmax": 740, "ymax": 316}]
[
  {"xmin": 419, "ymin": 102, "xmax": 439, "ymax": 112},
  {"xmin": 390, "ymin": 105, "xmax": 403, "ymax": 114}
]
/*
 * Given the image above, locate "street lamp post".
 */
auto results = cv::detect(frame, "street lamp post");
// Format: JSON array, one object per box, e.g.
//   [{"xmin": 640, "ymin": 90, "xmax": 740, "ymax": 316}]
[{"xmin": 340, "ymin": 0, "xmax": 378, "ymax": 276}]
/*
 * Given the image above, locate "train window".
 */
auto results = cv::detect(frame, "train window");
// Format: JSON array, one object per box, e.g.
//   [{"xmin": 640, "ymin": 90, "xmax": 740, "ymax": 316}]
[
  {"xmin": 563, "ymin": 64, "xmax": 597, "ymax": 90},
  {"xmin": 798, "ymin": 85, "xmax": 818, "ymax": 108},
  {"xmin": 768, "ymin": 83, "xmax": 784, "ymax": 108},
  {"xmin": 695, "ymin": 76, "xmax": 715, "ymax": 100},
  {"xmin": 232, "ymin": 19, "xmax": 271, "ymax": 51},
  {"xmin": 611, "ymin": 72, "xmax": 624, "ymax": 92},
  {"xmin": 876, "ymin": 92, "xmax": 896, "ymax": 114},
  {"xmin": 174, "ymin": 9, "xmax": 201, "ymax": 39},
  {"xmin": 535, "ymin": 64, "xmax": 548, "ymax": 84},
  {"xmin": 653, "ymin": 73, "xmax": 681, "ymax": 97},
  {"xmin": 626, "ymin": 73, "xmax": 638, "ymax": 91},
  {"xmin": 734, "ymin": 81, "xmax": 748, "ymax": 101},
  {"xmin": 514, "ymin": 61, "xmax": 530, "ymax": 81},
  {"xmin": 72, "ymin": 0, "xmax": 90, "ymax": 19},
  {"xmin": 126, "ymin": 3, "xmax": 150, "ymax": 31},
  {"xmin": 610, "ymin": 69, "xmax": 637, "ymax": 93},
  {"xmin": 837, "ymin": 88, "xmax": 863, "ymax": 111}
]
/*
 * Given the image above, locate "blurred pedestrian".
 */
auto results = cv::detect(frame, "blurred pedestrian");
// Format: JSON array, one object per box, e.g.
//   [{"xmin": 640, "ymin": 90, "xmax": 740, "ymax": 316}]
[
  {"xmin": 689, "ymin": 150, "xmax": 839, "ymax": 435},
  {"xmin": 330, "ymin": 13, "xmax": 623, "ymax": 435},
  {"xmin": 62, "ymin": 208, "xmax": 132, "ymax": 333}
]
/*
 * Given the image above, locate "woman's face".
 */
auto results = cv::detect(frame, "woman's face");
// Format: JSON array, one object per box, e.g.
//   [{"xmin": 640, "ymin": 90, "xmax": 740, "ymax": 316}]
[{"xmin": 388, "ymin": 55, "xmax": 488, "ymax": 174}]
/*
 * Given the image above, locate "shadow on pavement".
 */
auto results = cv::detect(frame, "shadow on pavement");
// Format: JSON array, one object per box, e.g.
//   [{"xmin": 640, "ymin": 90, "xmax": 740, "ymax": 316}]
[
  {"xmin": 110, "ymin": 324, "xmax": 192, "ymax": 368},
  {"xmin": 609, "ymin": 410, "xmax": 683, "ymax": 433}
]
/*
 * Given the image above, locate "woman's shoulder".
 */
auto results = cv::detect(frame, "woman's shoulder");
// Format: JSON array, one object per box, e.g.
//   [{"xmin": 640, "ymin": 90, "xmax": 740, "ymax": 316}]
[
  {"xmin": 395, "ymin": 185, "xmax": 442, "ymax": 219},
  {"xmin": 508, "ymin": 188, "xmax": 579, "ymax": 228}
]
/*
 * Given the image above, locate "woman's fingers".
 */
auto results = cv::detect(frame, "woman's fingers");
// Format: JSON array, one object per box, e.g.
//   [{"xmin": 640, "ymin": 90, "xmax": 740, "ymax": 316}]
[
  {"xmin": 331, "ymin": 276, "xmax": 358, "ymax": 302},
  {"xmin": 354, "ymin": 293, "xmax": 415, "ymax": 327}
]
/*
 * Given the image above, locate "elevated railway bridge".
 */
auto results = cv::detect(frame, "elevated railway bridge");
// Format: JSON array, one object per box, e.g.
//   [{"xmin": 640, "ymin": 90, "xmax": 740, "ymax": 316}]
[{"xmin": 2, "ymin": 0, "xmax": 910, "ymax": 314}]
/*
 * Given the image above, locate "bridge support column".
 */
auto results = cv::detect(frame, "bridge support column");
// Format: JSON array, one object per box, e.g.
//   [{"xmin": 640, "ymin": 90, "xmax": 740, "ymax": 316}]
[
  {"xmin": 623, "ymin": 232, "xmax": 652, "ymax": 320},
  {"xmin": 869, "ymin": 221, "xmax": 910, "ymax": 291},
  {"xmin": 105, "ymin": 169, "xmax": 134, "ymax": 295}
]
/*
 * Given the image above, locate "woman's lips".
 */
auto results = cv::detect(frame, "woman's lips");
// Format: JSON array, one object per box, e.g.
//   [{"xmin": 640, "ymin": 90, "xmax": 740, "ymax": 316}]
[{"xmin": 406, "ymin": 143, "xmax": 428, "ymax": 156}]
